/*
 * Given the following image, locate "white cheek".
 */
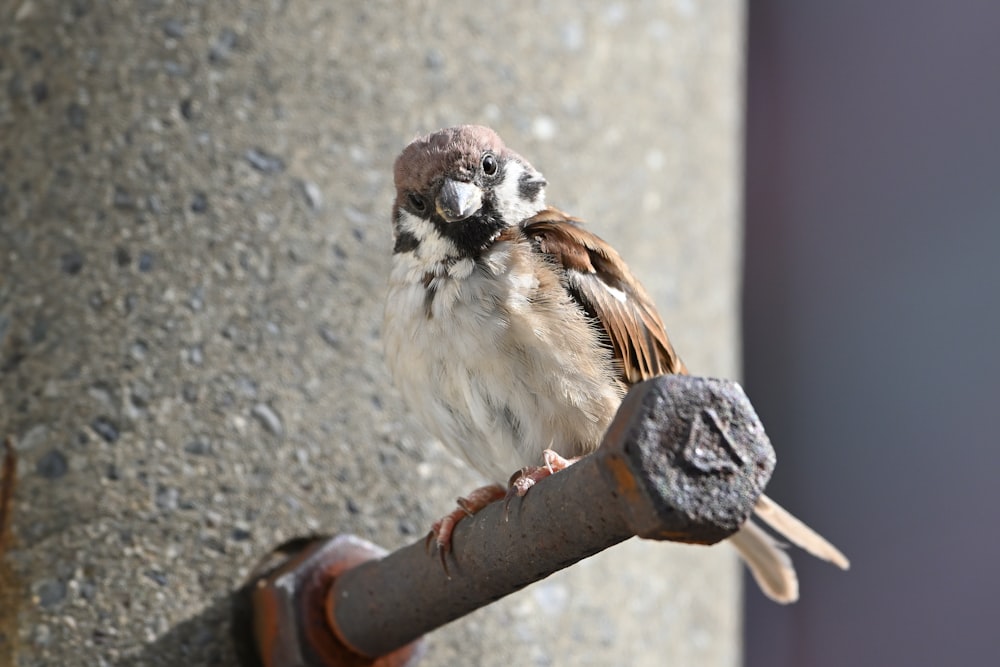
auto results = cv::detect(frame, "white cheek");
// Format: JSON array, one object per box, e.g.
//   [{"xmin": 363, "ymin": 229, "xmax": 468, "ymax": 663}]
[
  {"xmin": 396, "ymin": 209, "xmax": 458, "ymax": 263},
  {"xmin": 495, "ymin": 161, "xmax": 546, "ymax": 223},
  {"xmin": 396, "ymin": 209, "xmax": 423, "ymax": 237}
]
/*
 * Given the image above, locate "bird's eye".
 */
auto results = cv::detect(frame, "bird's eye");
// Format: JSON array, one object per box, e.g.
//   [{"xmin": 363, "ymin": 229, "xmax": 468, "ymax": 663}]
[
  {"xmin": 407, "ymin": 193, "xmax": 426, "ymax": 211},
  {"xmin": 481, "ymin": 153, "xmax": 498, "ymax": 176}
]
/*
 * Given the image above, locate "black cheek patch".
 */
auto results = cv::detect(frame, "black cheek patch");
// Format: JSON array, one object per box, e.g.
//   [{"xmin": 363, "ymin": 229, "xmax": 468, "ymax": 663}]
[
  {"xmin": 518, "ymin": 171, "xmax": 546, "ymax": 201},
  {"xmin": 393, "ymin": 230, "xmax": 420, "ymax": 254}
]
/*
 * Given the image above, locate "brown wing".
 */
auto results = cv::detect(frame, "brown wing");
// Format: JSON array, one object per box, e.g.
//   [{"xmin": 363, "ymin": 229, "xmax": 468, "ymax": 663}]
[{"xmin": 522, "ymin": 207, "xmax": 687, "ymax": 385}]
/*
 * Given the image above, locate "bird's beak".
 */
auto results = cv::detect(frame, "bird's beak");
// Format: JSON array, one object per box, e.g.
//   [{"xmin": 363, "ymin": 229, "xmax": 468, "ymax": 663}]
[{"xmin": 436, "ymin": 178, "xmax": 483, "ymax": 222}]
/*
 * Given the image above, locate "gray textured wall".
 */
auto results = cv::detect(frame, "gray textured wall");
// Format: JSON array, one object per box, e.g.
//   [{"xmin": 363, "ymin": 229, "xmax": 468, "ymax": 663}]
[{"xmin": 0, "ymin": 2, "xmax": 744, "ymax": 665}]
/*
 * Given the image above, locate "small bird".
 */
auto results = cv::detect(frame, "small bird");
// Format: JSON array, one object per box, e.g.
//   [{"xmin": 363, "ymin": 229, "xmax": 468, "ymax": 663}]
[{"xmin": 383, "ymin": 125, "xmax": 848, "ymax": 603}]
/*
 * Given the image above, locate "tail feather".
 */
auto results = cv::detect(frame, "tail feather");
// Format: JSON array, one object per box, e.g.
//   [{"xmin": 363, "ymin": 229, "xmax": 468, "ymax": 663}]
[
  {"xmin": 754, "ymin": 494, "xmax": 851, "ymax": 570},
  {"xmin": 729, "ymin": 520, "xmax": 799, "ymax": 604},
  {"xmin": 729, "ymin": 494, "xmax": 850, "ymax": 604}
]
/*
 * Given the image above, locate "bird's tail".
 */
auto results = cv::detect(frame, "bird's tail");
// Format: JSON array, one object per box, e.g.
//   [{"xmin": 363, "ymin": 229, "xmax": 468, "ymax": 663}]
[{"xmin": 729, "ymin": 494, "xmax": 850, "ymax": 604}]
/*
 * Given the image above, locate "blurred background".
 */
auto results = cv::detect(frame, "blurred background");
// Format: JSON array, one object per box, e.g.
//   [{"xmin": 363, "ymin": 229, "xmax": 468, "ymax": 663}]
[{"xmin": 743, "ymin": 2, "xmax": 1000, "ymax": 665}]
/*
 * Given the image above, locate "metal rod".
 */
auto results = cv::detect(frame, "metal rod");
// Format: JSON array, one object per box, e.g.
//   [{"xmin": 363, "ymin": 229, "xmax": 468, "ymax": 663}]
[{"xmin": 327, "ymin": 375, "xmax": 776, "ymax": 659}]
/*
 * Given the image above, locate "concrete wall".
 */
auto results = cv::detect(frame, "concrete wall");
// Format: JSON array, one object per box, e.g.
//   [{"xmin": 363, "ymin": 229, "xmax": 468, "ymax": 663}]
[{"xmin": 0, "ymin": 2, "xmax": 744, "ymax": 665}]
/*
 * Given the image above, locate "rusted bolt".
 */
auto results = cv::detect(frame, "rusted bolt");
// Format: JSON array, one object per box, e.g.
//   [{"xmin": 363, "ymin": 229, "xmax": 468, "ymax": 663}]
[{"xmin": 233, "ymin": 375, "xmax": 776, "ymax": 666}]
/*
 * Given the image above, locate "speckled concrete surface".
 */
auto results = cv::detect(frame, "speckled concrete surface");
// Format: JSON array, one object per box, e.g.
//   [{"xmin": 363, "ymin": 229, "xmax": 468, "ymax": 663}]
[{"xmin": 0, "ymin": 1, "xmax": 744, "ymax": 665}]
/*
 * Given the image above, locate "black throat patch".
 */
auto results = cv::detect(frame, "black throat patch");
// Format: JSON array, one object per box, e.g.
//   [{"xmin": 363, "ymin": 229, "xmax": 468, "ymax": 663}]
[{"xmin": 429, "ymin": 199, "xmax": 508, "ymax": 259}]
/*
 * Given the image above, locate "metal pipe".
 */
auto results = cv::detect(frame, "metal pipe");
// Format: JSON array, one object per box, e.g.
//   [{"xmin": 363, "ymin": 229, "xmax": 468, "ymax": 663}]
[
  {"xmin": 233, "ymin": 375, "xmax": 776, "ymax": 666},
  {"xmin": 329, "ymin": 375, "xmax": 775, "ymax": 659}
]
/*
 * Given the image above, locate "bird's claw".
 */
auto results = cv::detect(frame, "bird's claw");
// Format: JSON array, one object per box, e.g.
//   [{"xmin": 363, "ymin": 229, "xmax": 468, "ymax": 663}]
[
  {"xmin": 424, "ymin": 453, "xmax": 581, "ymax": 571},
  {"xmin": 425, "ymin": 483, "xmax": 506, "ymax": 575}
]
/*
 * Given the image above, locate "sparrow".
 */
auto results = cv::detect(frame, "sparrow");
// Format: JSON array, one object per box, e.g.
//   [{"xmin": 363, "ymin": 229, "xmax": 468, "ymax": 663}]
[{"xmin": 383, "ymin": 125, "xmax": 849, "ymax": 603}]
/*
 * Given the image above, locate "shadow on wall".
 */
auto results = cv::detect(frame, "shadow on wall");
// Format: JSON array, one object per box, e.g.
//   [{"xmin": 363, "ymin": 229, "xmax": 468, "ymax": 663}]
[{"xmin": 115, "ymin": 596, "xmax": 238, "ymax": 667}]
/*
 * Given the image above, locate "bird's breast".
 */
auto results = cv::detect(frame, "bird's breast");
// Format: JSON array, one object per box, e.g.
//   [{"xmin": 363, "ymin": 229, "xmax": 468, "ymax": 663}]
[{"xmin": 384, "ymin": 241, "xmax": 623, "ymax": 482}]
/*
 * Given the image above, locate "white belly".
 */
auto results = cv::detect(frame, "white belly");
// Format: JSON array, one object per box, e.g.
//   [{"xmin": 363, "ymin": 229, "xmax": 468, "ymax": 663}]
[{"xmin": 383, "ymin": 242, "xmax": 623, "ymax": 483}]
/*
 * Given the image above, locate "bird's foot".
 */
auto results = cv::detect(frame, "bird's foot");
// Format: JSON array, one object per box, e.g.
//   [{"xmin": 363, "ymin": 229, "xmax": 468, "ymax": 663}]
[
  {"xmin": 425, "ymin": 451, "xmax": 579, "ymax": 573},
  {"xmin": 504, "ymin": 449, "xmax": 580, "ymax": 515},
  {"xmin": 426, "ymin": 483, "xmax": 506, "ymax": 573}
]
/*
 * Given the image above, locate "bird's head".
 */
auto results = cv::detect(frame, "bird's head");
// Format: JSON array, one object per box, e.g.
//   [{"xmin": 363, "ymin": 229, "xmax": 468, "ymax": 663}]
[{"xmin": 391, "ymin": 125, "xmax": 547, "ymax": 259}]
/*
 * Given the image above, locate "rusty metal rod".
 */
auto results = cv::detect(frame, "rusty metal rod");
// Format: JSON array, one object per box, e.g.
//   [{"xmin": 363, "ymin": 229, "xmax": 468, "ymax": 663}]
[{"xmin": 327, "ymin": 375, "xmax": 776, "ymax": 659}]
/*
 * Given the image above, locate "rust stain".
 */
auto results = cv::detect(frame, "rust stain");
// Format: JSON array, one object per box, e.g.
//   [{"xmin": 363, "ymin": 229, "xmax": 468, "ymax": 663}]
[
  {"xmin": 0, "ymin": 437, "xmax": 14, "ymax": 552},
  {"xmin": 604, "ymin": 455, "xmax": 639, "ymax": 497},
  {"xmin": 0, "ymin": 435, "xmax": 20, "ymax": 667}
]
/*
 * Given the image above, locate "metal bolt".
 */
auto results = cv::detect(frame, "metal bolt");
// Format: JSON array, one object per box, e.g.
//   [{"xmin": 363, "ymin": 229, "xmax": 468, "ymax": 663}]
[{"xmin": 234, "ymin": 375, "xmax": 776, "ymax": 666}]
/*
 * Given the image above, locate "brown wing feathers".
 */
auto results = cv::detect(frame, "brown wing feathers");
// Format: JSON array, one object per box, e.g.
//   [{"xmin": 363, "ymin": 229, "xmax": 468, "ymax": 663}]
[{"xmin": 523, "ymin": 208, "xmax": 687, "ymax": 385}]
